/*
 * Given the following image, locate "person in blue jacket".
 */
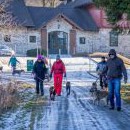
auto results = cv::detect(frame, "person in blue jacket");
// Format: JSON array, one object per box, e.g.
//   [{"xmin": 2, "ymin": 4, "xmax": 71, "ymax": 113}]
[
  {"xmin": 96, "ymin": 56, "xmax": 107, "ymax": 89},
  {"xmin": 8, "ymin": 54, "xmax": 20, "ymax": 72}
]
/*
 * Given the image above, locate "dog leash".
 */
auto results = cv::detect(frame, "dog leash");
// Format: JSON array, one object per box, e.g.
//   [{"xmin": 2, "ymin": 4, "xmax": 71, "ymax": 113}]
[
  {"xmin": 32, "ymin": 74, "xmax": 52, "ymax": 86},
  {"xmin": 31, "ymin": 73, "xmax": 44, "ymax": 82},
  {"xmin": 95, "ymin": 77, "xmax": 99, "ymax": 83}
]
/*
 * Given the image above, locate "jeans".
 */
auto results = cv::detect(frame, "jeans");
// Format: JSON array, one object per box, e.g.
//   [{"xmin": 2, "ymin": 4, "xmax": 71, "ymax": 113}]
[
  {"xmin": 36, "ymin": 79, "xmax": 44, "ymax": 95},
  {"xmin": 108, "ymin": 78, "xmax": 121, "ymax": 108}
]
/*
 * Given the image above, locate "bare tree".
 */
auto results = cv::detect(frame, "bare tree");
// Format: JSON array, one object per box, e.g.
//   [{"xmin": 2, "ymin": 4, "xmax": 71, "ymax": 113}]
[
  {"xmin": 0, "ymin": 0, "xmax": 18, "ymax": 30},
  {"xmin": 41, "ymin": 0, "xmax": 62, "ymax": 7},
  {"xmin": 41, "ymin": 0, "xmax": 48, "ymax": 6},
  {"xmin": 25, "ymin": 0, "xmax": 63, "ymax": 7},
  {"xmin": 49, "ymin": 0, "xmax": 62, "ymax": 7}
]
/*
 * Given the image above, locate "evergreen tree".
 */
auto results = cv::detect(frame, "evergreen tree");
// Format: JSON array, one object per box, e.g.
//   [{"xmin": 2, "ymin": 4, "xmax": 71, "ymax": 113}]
[{"xmin": 94, "ymin": 0, "xmax": 130, "ymax": 25}]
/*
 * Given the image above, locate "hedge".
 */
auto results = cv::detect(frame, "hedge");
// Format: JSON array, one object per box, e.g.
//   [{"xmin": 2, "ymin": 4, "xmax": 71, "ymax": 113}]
[{"xmin": 26, "ymin": 48, "xmax": 47, "ymax": 57}]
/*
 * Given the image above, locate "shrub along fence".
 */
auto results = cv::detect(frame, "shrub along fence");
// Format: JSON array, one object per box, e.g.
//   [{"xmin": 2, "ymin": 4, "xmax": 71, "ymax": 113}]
[
  {"xmin": 26, "ymin": 48, "xmax": 47, "ymax": 57},
  {"xmin": 121, "ymin": 84, "xmax": 130, "ymax": 103}
]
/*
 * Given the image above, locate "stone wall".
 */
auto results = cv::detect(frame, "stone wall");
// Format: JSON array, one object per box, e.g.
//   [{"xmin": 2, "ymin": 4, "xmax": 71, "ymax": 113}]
[
  {"xmin": 76, "ymin": 28, "xmax": 130, "ymax": 57},
  {"xmin": 1, "ymin": 21, "xmax": 130, "ymax": 57},
  {"xmin": 76, "ymin": 30, "xmax": 99, "ymax": 54},
  {"xmin": 0, "ymin": 28, "xmax": 41, "ymax": 55},
  {"xmin": 98, "ymin": 29, "xmax": 130, "ymax": 57}
]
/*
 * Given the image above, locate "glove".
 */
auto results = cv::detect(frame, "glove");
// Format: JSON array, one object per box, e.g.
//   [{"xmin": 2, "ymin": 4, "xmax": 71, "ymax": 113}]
[
  {"xmin": 64, "ymin": 73, "xmax": 66, "ymax": 77},
  {"xmin": 50, "ymin": 73, "xmax": 52, "ymax": 79},
  {"xmin": 33, "ymin": 74, "xmax": 36, "ymax": 80},
  {"xmin": 124, "ymin": 79, "xmax": 127, "ymax": 84}
]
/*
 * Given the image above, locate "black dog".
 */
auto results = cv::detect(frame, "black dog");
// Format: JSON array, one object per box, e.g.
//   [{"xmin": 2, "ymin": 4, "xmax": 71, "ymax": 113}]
[
  {"xmin": 66, "ymin": 81, "xmax": 71, "ymax": 96},
  {"xmin": 0, "ymin": 66, "xmax": 3, "ymax": 73},
  {"xmin": 12, "ymin": 69, "xmax": 25, "ymax": 76},
  {"xmin": 49, "ymin": 86, "xmax": 56, "ymax": 101}
]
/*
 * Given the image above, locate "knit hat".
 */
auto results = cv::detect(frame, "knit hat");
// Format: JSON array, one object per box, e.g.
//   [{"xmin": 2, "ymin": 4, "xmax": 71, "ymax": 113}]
[
  {"xmin": 56, "ymin": 54, "xmax": 60, "ymax": 60},
  {"xmin": 108, "ymin": 49, "xmax": 116, "ymax": 56},
  {"xmin": 37, "ymin": 55, "xmax": 42, "ymax": 60}
]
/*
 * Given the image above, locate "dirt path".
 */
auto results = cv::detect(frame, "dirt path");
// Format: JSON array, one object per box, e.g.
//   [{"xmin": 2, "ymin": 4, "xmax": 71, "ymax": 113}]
[{"xmin": 1, "ymin": 58, "xmax": 130, "ymax": 130}]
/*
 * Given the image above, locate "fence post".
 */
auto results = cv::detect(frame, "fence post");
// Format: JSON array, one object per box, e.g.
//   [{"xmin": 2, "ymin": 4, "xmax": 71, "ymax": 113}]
[{"xmin": 59, "ymin": 49, "xmax": 61, "ymax": 55}]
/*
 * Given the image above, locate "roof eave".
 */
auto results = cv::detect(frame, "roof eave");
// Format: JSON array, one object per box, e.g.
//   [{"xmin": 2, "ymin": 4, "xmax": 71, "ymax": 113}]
[
  {"xmin": 38, "ymin": 13, "xmax": 84, "ymax": 31},
  {"xmin": 74, "ymin": 2, "xmax": 93, "ymax": 8}
]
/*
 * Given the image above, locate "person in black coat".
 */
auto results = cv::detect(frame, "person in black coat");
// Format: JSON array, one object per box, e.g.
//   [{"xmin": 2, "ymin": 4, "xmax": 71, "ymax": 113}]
[
  {"xmin": 105, "ymin": 49, "xmax": 127, "ymax": 111},
  {"xmin": 33, "ymin": 55, "xmax": 47, "ymax": 96}
]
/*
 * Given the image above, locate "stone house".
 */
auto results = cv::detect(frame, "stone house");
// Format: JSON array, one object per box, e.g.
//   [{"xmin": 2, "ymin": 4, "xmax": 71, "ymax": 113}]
[{"xmin": 0, "ymin": 0, "xmax": 130, "ymax": 56}]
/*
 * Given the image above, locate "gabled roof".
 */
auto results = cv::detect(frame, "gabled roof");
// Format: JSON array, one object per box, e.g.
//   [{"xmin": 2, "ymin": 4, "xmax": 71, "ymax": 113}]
[
  {"xmin": 2, "ymin": 0, "xmax": 98, "ymax": 31},
  {"xmin": 73, "ymin": 0, "xmax": 93, "ymax": 8},
  {"xmin": 27, "ymin": 6, "xmax": 98, "ymax": 31},
  {"xmin": 4, "ymin": 0, "xmax": 34, "ymax": 27}
]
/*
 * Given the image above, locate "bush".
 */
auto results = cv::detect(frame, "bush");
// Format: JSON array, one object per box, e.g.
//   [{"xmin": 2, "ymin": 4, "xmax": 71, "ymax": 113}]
[
  {"xmin": 0, "ymin": 82, "xmax": 18, "ymax": 113},
  {"xmin": 26, "ymin": 48, "xmax": 47, "ymax": 57}
]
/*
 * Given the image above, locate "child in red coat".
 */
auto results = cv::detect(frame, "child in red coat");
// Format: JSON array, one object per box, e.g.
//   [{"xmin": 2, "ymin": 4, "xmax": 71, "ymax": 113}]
[{"xmin": 50, "ymin": 55, "xmax": 66, "ymax": 96}]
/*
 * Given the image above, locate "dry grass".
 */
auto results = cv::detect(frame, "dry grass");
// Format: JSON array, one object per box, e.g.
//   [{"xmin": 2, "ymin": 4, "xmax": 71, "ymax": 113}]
[
  {"xmin": 121, "ymin": 84, "xmax": 130, "ymax": 103},
  {"xmin": 0, "ymin": 79, "xmax": 35, "ymax": 113},
  {"xmin": 0, "ymin": 81, "xmax": 18, "ymax": 113}
]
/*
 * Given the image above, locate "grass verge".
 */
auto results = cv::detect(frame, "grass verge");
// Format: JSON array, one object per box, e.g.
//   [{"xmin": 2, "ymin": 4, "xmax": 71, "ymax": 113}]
[{"xmin": 121, "ymin": 84, "xmax": 130, "ymax": 103}]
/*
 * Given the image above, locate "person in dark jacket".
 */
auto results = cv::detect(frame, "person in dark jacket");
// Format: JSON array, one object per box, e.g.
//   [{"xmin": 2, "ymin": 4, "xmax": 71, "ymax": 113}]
[
  {"xmin": 105, "ymin": 49, "xmax": 127, "ymax": 111},
  {"xmin": 33, "ymin": 55, "xmax": 47, "ymax": 96},
  {"xmin": 96, "ymin": 56, "xmax": 107, "ymax": 89},
  {"xmin": 50, "ymin": 55, "xmax": 66, "ymax": 96}
]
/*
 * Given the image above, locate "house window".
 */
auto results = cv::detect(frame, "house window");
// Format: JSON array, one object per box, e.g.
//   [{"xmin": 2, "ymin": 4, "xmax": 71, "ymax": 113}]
[
  {"xmin": 79, "ymin": 37, "xmax": 86, "ymax": 44},
  {"xmin": 110, "ymin": 31, "xmax": 118, "ymax": 46},
  {"xmin": 29, "ymin": 36, "xmax": 36, "ymax": 43},
  {"xmin": 4, "ymin": 35, "xmax": 11, "ymax": 42}
]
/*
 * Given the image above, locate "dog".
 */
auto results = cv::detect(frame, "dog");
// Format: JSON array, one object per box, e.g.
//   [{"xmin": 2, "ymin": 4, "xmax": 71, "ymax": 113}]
[
  {"xmin": 89, "ymin": 82, "xmax": 97, "ymax": 96},
  {"xmin": 12, "ymin": 69, "xmax": 25, "ymax": 76},
  {"xmin": 66, "ymin": 81, "xmax": 71, "ymax": 96},
  {"xmin": 90, "ymin": 82, "xmax": 109, "ymax": 105},
  {"xmin": 49, "ymin": 86, "xmax": 56, "ymax": 101},
  {"xmin": 0, "ymin": 66, "xmax": 3, "ymax": 73}
]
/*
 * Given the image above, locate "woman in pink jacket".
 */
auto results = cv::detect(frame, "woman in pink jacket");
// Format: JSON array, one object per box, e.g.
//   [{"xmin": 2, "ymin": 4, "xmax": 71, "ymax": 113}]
[{"xmin": 50, "ymin": 55, "xmax": 66, "ymax": 96}]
